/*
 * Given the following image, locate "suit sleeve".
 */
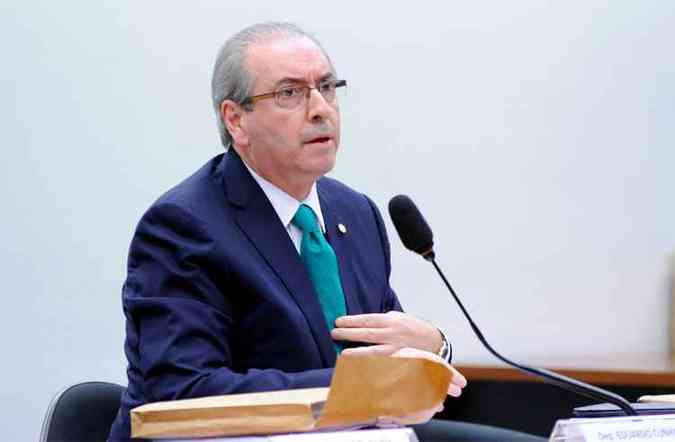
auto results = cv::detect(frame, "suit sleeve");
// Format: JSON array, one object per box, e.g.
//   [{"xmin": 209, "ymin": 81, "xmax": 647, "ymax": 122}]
[
  {"xmin": 123, "ymin": 203, "xmax": 332, "ymax": 403},
  {"xmin": 364, "ymin": 195, "xmax": 404, "ymax": 313}
]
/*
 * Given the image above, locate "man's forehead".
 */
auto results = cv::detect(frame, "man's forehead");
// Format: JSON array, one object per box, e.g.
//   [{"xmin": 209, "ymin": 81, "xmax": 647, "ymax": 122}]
[{"xmin": 245, "ymin": 36, "xmax": 334, "ymax": 88}]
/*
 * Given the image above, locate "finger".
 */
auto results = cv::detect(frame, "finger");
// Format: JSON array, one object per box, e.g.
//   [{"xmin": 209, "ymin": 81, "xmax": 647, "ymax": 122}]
[
  {"xmin": 334, "ymin": 313, "xmax": 391, "ymax": 328},
  {"xmin": 448, "ymin": 383, "xmax": 462, "ymax": 398},
  {"xmin": 391, "ymin": 347, "xmax": 445, "ymax": 363},
  {"xmin": 391, "ymin": 347, "xmax": 427, "ymax": 359},
  {"xmin": 375, "ymin": 416, "xmax": 398, "ymax": 427},
  {"xmin": 448, "ymin": 366, "xmax": 468, "ymax": 388},
  {"xmin": 341, "ymin": 344, "xmax": 400, "ymax": 357},
  {"xmin": 331, "ymin": 327, "xmax": 392, "ymax": 344},
  {"xmin": 377, "ymin": 405, "xmax": 440, "ymax": 426}
]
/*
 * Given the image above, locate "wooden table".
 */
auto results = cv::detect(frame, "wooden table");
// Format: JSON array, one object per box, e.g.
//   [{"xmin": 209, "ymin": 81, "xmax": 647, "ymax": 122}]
[
  {"xmin": 443, "ymin": 361, "xmax": 675, "ymax": 436},
  {"xmin": 455, "ymin": 363, "xmax": 675, "ymax": 388}
]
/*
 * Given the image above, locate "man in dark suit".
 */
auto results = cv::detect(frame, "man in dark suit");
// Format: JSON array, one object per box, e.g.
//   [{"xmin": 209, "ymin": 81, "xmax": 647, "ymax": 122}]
[{"xmin": 109, "ymin": 22, "xmax": 544, "ymax": 442}]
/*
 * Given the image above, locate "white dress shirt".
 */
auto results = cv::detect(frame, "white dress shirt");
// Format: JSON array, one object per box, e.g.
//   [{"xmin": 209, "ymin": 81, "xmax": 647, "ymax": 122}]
[
  {"xmin": 244, "ymin": 162, "xmax": 452, "ymax": 361},
  {"xmin": 244, "ymin": 164, "xmax": 326, "ymax": 253}
]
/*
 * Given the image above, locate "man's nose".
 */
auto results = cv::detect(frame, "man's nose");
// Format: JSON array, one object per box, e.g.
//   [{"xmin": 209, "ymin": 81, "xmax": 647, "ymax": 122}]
[{"xmin": 306, "ymin": 88, "xmax": 333, "ymax": 122}]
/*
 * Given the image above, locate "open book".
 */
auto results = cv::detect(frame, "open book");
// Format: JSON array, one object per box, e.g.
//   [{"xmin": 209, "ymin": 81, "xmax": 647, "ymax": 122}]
[{"xmin": 131, "ymin": 355, "xmax": 451, "ymax": 439}]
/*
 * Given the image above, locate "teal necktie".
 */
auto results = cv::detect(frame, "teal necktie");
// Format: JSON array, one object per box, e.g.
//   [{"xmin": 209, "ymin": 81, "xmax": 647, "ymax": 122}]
[{"xmin": 292, "ymin": 204, "xmax": 347, "ymax": 353}]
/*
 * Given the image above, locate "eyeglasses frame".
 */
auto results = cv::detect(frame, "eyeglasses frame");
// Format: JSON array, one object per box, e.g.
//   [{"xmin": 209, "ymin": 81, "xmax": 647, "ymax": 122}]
[{"xmin": 240, "ymin": 79, "xmax": 347, "ymax": 109}]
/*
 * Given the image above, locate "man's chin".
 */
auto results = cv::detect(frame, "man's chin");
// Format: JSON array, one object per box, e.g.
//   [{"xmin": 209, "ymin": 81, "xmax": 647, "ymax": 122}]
[{"xmin": 303, "ymin": 155, "xmax": 337, "ymax": 178}]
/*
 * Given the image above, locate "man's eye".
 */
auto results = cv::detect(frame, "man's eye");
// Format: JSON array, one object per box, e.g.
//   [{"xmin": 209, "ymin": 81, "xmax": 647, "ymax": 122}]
[
  {"xmin": 318, "ymin": 82, "xmax": 334, "ymax": 93},
  {"xmin": 278, "ymin": 87, "xmax": 301, "ymax": 98}
]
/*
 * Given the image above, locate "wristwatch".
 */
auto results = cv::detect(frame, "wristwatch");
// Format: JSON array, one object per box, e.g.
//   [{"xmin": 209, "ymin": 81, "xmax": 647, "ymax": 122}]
[{"xmin": 437, "ymin": 329, "xmax": 452, "ymax": 362}]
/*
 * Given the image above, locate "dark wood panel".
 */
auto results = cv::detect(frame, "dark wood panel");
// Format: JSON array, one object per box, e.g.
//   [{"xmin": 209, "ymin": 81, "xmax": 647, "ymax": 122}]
[{"xmin": 455, "ymin": 364, "xmax": 675, "ymax": 387}]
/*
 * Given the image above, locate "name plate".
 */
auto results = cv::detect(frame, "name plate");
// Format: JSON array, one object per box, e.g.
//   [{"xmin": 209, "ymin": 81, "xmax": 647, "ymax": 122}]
[
  {"xmin": 550, "ymin": 414, "xmax": 675, "ymax": 441},
  {"xmin": 157, "ymin": 427, "xmax": 418, "ymax": 442}
]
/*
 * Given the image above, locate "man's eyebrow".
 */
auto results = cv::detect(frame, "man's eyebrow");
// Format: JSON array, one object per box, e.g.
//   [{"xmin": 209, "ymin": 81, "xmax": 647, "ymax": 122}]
[
  {"xmin": 273, "ymin": 77, "xmax": 304, "ymax": 87},
  {"xmin": 272, "ymin": 73, "xmax": 336, "ymax": 88},
  {"xmin": 318, "ymin": 73, "xmax": 336, "ymax": 82}
]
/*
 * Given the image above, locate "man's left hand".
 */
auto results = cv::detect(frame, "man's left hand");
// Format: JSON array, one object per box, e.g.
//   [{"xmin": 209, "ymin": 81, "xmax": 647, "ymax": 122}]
[{"xmin": 331, "ymin": 311, "xmax": 442, "ymax": 355}]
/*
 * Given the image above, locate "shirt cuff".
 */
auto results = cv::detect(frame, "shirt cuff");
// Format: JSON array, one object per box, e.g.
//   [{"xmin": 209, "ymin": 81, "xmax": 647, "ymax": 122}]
[{"xmin": 436, "ymin": 328, "xmax": 452, "ymax": 363}]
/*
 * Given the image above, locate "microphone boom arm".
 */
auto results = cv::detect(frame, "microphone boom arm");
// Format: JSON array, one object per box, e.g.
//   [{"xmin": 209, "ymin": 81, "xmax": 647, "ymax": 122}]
[{"xmin": 428, "ymin": 257, "xmax": 637, "ymax": 416}]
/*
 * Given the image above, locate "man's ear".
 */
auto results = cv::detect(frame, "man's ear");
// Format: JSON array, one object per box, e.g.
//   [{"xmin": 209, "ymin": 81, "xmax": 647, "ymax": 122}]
[{"xmin": 221, "ymin": 100, "xmax": 249, "ymax": 148}]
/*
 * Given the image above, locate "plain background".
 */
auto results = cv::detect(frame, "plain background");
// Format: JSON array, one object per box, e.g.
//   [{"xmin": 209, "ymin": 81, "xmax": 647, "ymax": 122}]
[{"xmin": 2, "ymin": 1, "xmax": 674, "ymax": 440}]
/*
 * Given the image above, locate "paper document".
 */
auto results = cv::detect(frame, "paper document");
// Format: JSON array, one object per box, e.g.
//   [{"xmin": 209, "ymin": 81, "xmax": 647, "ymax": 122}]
[{"xmin": 131, "ymin": 355, "xmax": 451, "ymax": 439}]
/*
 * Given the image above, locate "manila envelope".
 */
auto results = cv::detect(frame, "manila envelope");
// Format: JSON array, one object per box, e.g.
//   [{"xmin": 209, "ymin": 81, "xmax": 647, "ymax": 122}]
[{"xmin": 131, "ymin": 354, "xmax": 452, "ymax": 439}]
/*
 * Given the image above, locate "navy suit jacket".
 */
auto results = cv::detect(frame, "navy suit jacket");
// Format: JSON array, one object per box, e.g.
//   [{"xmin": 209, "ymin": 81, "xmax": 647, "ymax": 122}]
[{"xmin": 109, "ymin": 149, "xmax": 402, "ymax": 440}]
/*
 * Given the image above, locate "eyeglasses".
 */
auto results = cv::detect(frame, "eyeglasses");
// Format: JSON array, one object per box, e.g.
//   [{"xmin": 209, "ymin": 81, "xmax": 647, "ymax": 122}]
[{"xmin": 241, "ymin": 79, "xmax": 347, "ymax": 110}]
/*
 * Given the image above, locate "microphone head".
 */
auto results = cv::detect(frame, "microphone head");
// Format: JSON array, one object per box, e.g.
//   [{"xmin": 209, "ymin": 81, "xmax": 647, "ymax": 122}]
[{"xmin": 388, "ymin": 195, "xmax": 435, "ymax": 259}]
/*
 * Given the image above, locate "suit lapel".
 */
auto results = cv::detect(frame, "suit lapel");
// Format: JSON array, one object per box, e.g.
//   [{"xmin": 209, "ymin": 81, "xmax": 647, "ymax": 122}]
[
  {"xmin": 318, "ymin": 182, "xmax": 363, "ymax": 316},
  {"xmin": 222, "ymin": 150, "xmax": 337, "ymax": 367}
]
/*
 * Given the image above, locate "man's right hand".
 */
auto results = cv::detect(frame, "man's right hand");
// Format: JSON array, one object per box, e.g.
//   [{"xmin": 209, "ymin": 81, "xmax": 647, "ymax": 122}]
[
  {"xmin": 345, "ymin": 346, "xmax": 468, "ymax": 426},
  {"xmin": 389, "ymin": 347, "xmax": 467, "ymax": 398}
]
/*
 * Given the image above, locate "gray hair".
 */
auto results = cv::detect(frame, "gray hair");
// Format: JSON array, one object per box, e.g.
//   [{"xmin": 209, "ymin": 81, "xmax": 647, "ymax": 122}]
[{"xmin": 211, "ymin": 22, "xmax": 334, "ymax": 148}]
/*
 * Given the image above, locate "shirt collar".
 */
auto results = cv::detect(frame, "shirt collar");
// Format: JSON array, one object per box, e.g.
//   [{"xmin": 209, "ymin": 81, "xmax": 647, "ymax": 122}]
[{"xmin": 244, "ymin": 163, "xmax": 326, "ymax": 233}]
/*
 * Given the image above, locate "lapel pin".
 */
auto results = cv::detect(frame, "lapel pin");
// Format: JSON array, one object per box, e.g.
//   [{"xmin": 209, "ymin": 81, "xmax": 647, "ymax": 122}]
[{"xmin": 337, "ymin": 223, "xmax": 347, "ymax": 235}]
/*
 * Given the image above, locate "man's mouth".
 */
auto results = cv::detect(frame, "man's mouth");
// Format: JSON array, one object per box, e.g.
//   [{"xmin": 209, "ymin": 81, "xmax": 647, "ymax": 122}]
[{"xmin": 306, "ymin": 136, "xmax": 332, "ymax": 144}]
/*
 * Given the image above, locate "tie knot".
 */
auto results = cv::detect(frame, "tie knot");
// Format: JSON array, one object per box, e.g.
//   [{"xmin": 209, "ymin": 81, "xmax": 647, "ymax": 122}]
[{"xmin": 292, "ymin": 204, "xmax": 320, "ymax": 233}]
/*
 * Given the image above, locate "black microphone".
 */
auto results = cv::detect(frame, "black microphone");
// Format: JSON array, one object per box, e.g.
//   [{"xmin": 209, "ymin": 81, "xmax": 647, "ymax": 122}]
[{"xmin": 388, "ymin": 194, "xmax": 637, "ymax": 416}]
